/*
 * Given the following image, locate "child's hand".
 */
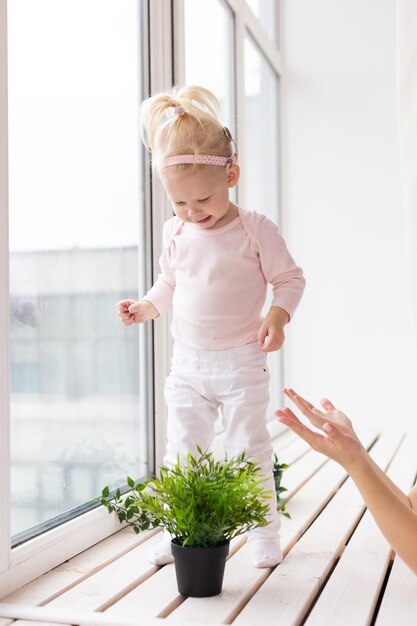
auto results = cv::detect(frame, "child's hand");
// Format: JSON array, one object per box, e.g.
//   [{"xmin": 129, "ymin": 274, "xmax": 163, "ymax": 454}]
[
  {"xmin": 258, "ymin": 306, "xmax": 289, "ymax": 352},
  {"xmin": 117, "ymin": 299, "xmax": 159, "ymax": 326},
  {"xmin": 275, "ymin": 388, "xmax": 365, "ymax": 471}
]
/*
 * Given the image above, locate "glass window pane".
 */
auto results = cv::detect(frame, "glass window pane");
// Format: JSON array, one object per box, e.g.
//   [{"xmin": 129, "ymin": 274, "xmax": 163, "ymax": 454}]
[
  {"xmin": 246, "ymin": 0, "xmax": 278, "ymax": 44},
  {"xmin": 244, "ymin": 34, "xmax": 281, "ymax": 417},
  {"xmin": 244, "ymin": 35, "xmax": 279, "ymax": 223},
  {"xmin": 8, "ymin": 0, "xmax": 147, "ymax": 541},
  {"xmin": 184, "ymin": 0, "xmax": 235, "ymax": 135}
]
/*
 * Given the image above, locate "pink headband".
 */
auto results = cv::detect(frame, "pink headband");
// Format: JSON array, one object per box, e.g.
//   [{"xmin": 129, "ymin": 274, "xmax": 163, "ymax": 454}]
[{"xmin": 161, "ymin": 153, "xmax": 238, "ymax": 168}]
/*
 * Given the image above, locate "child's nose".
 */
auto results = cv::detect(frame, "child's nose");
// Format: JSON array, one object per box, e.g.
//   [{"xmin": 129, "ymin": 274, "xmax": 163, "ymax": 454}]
[{"xmin": 188, "ymin": 207, "xmax": 201, "ymax": 217}]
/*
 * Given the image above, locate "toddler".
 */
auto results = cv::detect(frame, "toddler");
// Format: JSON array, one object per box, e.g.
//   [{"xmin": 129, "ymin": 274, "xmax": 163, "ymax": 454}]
[{"xmin": 118, "ymin": 85, "xmax": 305, "ymax": 568}]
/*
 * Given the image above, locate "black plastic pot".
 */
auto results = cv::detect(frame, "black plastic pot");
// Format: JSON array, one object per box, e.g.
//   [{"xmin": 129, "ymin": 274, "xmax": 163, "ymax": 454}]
[{"xmin": 171, "ymin": 539, "xmax": 230, "ymax": 597}]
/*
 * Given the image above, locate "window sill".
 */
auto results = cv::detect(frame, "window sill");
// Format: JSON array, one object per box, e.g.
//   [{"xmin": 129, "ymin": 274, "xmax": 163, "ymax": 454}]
[{"xmin": 1, "ymin": 429, "xmax": 416, "ymax": 626}]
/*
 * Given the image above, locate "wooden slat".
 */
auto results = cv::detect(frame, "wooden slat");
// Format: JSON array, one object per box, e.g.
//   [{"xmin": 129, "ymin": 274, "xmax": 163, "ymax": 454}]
[
  {"xmin": 305, "ymin": 511, "xmax": 392, "ymax": 626},
  {"xmin": 104, "ymin": 563, "xmax": 182, "ymax": 620},
  {"xmin": 272, "ymin": 437, "xmax": 310, "ymax": 465},
  {"xmin": 375, "ymin": 556, "xmax": 417, "ymax": 626},
  {"xmin": 2, "ymin": 528, "xmax": 159, "ymax": 606},
  {"xmin": 270, "ymin": 428, "xmax": 299, "ymax": 452},
  {"xmin": 281, "ymin": 449, "xmax": 328, "ymax": 499},
  {"xmin": 13, "ymin": 622, "xmax": 63, "ymax": 626},
  {"xmin": 41, "ymin": 534, "xmax": 163, "ymax": 611},
  {"xmin": 382, "ymin": 433, "xmax": 417, "ymax": 491},
  {"xmin": 303, "ymin": 432, "xmax": 417, "ymax": 626},
  {"xmin": 0, "ymin": 603, "xmax": 225, "ymax": 626},
  {"xmin": 43, "ymin": 533, "xmax": 240, "ymax": 615},
  {"xmin": 233, "ymin": 432, "xmax": 402, "ymax": 626}
]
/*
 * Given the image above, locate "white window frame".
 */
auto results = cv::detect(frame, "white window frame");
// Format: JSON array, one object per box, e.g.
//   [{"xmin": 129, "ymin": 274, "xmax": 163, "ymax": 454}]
[
  {"xmin": 0, "ymin": 0, "xmax": 283, "ymax": 597},
  {"xmin": 0, "ymin": 0, "xmax": 11, "ymax": 581},
  {"xmin": 0, "ymin": 0, "xmax": 174, "ymax": 597}
]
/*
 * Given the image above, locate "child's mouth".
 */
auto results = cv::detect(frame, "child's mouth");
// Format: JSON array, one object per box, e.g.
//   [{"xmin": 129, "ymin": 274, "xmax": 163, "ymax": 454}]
[{"xmin": 195, "ymin": 216, "xmax": 211, "ymax": 224}]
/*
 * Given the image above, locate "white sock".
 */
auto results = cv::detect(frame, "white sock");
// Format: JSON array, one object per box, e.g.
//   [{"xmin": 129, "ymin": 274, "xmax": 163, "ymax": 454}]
[
  {"xmin": 146, "ymin": 531, "xmax": 174, "ymax": 565},
  {"xmin": 248, "ymin": 540, "xmax": 283, "ymax": 568}
]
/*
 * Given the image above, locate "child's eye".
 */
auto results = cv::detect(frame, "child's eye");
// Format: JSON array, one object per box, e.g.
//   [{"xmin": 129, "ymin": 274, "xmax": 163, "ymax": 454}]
[
  {"xmin": 175, "ymin": 201, "xmax": 185, "ymax": 206},
  {"xmin": 199, "ymin": 197, "xmax": 210, "ymax": 203}
]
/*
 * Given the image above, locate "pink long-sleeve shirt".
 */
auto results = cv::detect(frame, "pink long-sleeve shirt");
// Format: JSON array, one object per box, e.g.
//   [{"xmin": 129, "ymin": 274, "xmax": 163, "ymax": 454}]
[{"xmin": 145, "ymin": 206, "xmax": 305, "ymax": 350}]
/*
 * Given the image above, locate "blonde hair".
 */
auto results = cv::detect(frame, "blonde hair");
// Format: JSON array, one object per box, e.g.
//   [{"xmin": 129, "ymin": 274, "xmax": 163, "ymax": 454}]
[{"xmin": 139, "ymin": 85, "xmax": 234, "ymax": 172}]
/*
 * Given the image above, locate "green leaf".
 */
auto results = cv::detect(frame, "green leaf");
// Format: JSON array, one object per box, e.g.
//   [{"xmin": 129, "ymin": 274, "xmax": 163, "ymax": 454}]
[
  {"xmin": 102, "ymin": 486, "xmax": 110, "ymax": 498},
  {"xmin": 97, "ymin": 449, "xmax": 292, "ymax": 547}
]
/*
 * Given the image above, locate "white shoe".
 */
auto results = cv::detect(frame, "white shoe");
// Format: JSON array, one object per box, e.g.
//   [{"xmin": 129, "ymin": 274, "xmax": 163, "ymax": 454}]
[
  {"xmin": 147, "ymin": 532, "xmax": 174, "ymax": 565},
  {"xmin": 248, "ymin": 540, "xmax": 283, "ymax": 568}
]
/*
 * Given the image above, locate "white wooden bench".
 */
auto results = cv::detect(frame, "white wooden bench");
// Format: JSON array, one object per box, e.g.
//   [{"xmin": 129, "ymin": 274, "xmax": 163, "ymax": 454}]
[{"xmin": 0, "ymin": 428, "xmax": 416, "ymax": 626}]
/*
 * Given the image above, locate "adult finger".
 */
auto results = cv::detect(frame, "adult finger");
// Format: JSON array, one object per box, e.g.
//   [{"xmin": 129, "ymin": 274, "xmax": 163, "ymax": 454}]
[
  {"xmin": 320, "ymin": 397, "xmax": 337, "ymax": 412},
  {"xmin": 275, "ymin": 410, "xmax": 327, "ymax": 450},
  {"xmin": 283, "ymin": 388, "xmax": 315, "ymax": 410},
  {"xmin": 282, "ymin": 388, "xmax": 327, "ymax": 428},
  {"xmin": 276, "ymin": 407, "xmax": 298, "ymax": 420}
]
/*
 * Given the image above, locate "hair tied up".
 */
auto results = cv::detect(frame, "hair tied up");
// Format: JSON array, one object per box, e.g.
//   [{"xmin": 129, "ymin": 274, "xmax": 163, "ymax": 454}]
[
  {"xmin": 223, "ymin": 127, "xmax": 232, "ymax": 141},
  {"xmin": 166, "ymin": 105, "xmax": 187, "ymax": 120}
]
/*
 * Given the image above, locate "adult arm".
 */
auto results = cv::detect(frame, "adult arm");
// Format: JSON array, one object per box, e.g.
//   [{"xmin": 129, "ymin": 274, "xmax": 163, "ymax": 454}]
[
  {"xmin": 348, "ymin": 453, "xmax": 417, "ymax": 574},
  {"xmin": 276, "ymin": 388, "xmax": 417, "ymax": 575}
]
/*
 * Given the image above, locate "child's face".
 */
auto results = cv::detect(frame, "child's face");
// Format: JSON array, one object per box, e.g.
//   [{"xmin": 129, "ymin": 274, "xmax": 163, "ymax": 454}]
[{"xmin": 161, "ymin": 165, "xmax": 240, "ymax": 230}]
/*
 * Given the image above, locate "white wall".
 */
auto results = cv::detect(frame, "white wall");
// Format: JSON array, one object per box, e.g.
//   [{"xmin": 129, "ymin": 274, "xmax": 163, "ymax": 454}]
[{"xmin": 280, "ymin": 0, "xmax": 417, "ymax": 430}]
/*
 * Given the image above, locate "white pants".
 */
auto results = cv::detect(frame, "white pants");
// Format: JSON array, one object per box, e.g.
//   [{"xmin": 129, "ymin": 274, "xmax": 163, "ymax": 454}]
[{"xmin": 163, "ymin": 341, "xmax": 281, "ymax": 542}]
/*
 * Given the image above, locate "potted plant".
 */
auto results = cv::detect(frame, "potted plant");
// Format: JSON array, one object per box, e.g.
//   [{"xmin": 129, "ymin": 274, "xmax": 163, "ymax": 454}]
[
  {"xmin": 272, "ymin": 453, "xmax": 291, "ymax": 519},
  {"xmin": 98, "ymin": 448, "xmax": 271, "ymax": 597}
]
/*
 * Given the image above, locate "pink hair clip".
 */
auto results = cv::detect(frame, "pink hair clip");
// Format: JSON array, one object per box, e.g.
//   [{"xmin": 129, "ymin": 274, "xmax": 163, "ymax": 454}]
[{"xmin": 161, "ymin": 153, "xmax": 238, "ymax": 168}]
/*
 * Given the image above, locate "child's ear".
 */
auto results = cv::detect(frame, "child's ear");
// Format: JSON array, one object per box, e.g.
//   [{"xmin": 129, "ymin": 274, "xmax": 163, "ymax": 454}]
[{"xmin": 227, "ymin": 165, "xmax": 240, "ymax": 188}]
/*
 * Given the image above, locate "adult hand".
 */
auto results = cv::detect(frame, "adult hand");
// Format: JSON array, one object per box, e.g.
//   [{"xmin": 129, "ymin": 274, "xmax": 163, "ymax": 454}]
[
  {"xmin": 277, "ymin": 390, "xmax": 417, "ymax": 577},
  {"xmin": 117, "ymin": 299, "xmax": 159, "ymax": 325},
  {"xmin": 275, "ymin": 388, "xmax": 365, "ymax": 471}
]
